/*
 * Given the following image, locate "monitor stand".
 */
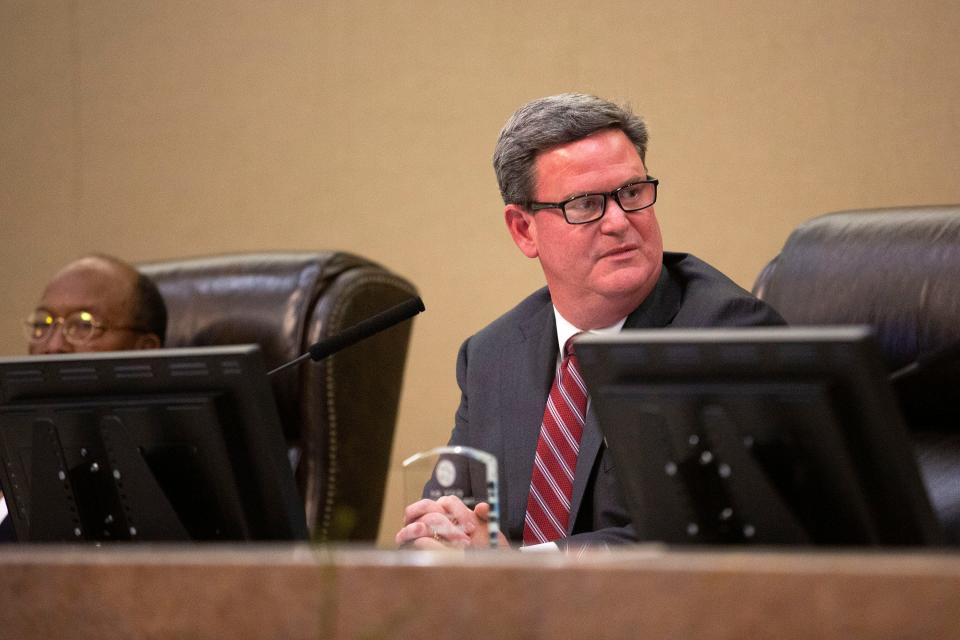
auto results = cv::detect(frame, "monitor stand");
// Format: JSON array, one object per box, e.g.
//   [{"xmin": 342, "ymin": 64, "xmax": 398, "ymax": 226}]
[{"xmin": 26, "ymin": 414, "xmax": 188, "ymax": 541}]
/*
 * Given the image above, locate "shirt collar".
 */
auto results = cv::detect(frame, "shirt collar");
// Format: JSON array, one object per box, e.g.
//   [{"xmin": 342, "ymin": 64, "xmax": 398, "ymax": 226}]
[{"xmin": 553, "ymin": 307, "xmax": 627, "ymax": 354}]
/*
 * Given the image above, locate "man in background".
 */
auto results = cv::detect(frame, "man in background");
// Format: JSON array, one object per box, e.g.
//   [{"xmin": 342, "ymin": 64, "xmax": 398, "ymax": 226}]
[
  {"xmin": 0, "ymin": 254, "xmax": 167, "ymax": 540},
  {"xmin": 396, "ymin": 93, "xmax": 784, "ymax": 550},
  {"xmin": 25, "ymin": 254, "xmax": 166, "ymax": 355}
]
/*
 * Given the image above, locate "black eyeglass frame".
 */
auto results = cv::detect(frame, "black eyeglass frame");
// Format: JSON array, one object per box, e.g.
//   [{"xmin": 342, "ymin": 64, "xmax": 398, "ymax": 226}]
[{"xmin": 526, "ymin": 177, "xmax": 659, "ymax": 225}]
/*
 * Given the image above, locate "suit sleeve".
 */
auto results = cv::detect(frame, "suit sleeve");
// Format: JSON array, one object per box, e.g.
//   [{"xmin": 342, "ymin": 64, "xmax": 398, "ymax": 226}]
[
  {"xmin": 421, "ymin": 337, "xmax": 477, "ymax": 501},
  {"xmin": 450, "ymin": 337, "xmax": 471, "ymax": 447}
]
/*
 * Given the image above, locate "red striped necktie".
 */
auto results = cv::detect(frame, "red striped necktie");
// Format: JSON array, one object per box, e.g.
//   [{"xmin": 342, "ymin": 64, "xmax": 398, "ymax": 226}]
[{"xmin": 523, "ymin": 334, "xmax": 588, "ymax": 545}]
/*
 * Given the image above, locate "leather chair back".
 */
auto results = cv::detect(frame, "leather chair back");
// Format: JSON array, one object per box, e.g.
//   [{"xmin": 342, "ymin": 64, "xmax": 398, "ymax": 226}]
[
  {"xmin": 140, "ymin": 252, "xmax": 418, "ymax": 542},
  {"xmin": 753, "ymin": 205, "xmax": 960, "ymax": 543}
]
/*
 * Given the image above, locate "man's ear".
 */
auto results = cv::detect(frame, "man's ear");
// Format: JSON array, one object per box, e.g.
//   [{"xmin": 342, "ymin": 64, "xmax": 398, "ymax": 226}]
[
  {"xmin": 504, "ymin": 204, "xmax": 539, "ymax": 258},
  {"xmin": 135, "ymin": 333, "xmax": 163, "ymax": 350}
]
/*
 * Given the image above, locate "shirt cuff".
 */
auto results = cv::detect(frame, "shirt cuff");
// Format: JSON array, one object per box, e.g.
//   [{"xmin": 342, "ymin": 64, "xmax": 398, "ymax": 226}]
[{"xmin": 519, "ymin": 541, "xmax": 559, "ymax": 552}]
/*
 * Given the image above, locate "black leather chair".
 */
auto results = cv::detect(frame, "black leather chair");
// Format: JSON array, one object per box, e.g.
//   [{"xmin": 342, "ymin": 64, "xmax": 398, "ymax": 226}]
[
  {"xmin": 140, "ymin": 252, "xmax": 418, "ymax": 542},
  {"xmin": 753, "ymin": 205, "xmax": 960, "ymax": 544}
]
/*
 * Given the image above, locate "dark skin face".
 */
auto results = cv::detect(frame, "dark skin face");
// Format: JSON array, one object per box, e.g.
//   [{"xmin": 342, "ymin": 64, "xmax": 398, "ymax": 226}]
[{"xmin": 28, "ymin": 257, "xmax": 161, "ymax": 355}]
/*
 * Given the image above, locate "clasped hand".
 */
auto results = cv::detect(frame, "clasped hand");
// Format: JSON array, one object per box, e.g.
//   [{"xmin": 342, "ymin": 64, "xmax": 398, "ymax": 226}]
[{"xmin": 395, "ymin": 495, "xmax": 507, "ymax": 550}]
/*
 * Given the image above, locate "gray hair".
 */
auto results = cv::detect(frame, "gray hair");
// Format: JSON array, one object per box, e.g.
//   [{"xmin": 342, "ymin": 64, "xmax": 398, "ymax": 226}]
[{"xmin": 492, "ymin": 93, "xmax": 649, "ymax": 205}]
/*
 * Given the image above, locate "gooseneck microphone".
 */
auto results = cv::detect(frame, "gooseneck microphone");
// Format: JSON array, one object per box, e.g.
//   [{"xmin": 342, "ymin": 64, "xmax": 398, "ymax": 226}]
[{"xmin": 268, "ymin": 296, "xmax": 425, "ymax": 376}]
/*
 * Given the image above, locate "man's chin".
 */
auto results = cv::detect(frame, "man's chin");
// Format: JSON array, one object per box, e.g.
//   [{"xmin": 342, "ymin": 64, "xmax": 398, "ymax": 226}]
[{"xmin": 593, "ymin": 263, "xmax": 660, "ymax": 298}]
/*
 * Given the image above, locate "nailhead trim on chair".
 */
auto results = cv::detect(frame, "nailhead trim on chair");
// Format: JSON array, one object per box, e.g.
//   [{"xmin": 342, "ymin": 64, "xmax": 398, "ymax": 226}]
[{"xmin": 315, "ymin": 272, "xmax": 417, "ymax": 542}]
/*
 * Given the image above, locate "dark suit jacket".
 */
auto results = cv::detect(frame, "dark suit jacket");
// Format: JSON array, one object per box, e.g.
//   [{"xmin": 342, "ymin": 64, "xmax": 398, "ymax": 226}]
[
  {"xmin": 436, "ymin": 252, "xmax": 785, "ymax": 546},
  {"xmin": 0, "ymin": 515, "xmax": 14, "ymax": 542}
]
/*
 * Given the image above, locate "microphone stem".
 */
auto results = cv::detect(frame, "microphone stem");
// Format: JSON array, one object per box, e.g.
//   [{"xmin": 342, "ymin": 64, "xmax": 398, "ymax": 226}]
[{"xmin": 267, "ymin": 351, "xmax": 312, "ymax": 377}]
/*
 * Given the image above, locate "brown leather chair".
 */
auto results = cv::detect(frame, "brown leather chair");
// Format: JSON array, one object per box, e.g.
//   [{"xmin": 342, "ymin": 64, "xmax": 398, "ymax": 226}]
[
  {"xmin": 753, "ymin": 205, "xmax": 960, "ymax": 544},
  {"xmin": 140, "ymin": 252, "xmax": 418, "ymax": 542}
]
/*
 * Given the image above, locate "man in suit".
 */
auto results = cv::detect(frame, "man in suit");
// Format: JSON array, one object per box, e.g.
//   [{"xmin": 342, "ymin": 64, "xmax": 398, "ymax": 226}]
[
  {"xmin": 395, "ymin": 93, "xmax": 783, "ymax": 550},
  {"xmin": 0, "ymin": 254, "xmax": 167, "ymax": 541}
]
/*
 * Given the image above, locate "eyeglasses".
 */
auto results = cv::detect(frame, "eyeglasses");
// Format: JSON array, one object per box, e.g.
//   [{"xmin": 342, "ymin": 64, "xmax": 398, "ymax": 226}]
[
  {"xmin": 527, "ymin": 177, "xmax": 658, "ymax": 225},
  {"xmin": 23, "ymin": 309, "xmax": 145, "ymax": 346}
]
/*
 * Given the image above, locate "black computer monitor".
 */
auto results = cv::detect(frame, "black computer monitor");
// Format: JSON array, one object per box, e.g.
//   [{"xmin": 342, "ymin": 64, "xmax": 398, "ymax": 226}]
[
  {"xmin": 0, "ymin": 345, "xmax": 307, "ymax": 542},
  {"xmin": 575, "ymin": 326, "xmax": 944, "ymax": 546}
]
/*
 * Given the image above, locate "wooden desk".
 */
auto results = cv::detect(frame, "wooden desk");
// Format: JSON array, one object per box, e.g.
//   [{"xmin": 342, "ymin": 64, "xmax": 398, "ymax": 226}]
[{"xmin": 1, "ymin": 545, "xmax": 958, "ymax": 639}]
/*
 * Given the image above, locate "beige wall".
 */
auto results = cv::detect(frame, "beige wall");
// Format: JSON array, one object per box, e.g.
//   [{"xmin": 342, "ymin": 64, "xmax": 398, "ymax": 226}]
[{"xmin": 3, "ymin": 0, "xmax": 959, "ymax": 545}]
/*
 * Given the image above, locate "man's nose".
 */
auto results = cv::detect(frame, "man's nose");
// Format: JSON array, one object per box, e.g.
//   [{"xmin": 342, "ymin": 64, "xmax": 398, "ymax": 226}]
[
  {"xmin": 38, "ymin": 326, "xmax": 73, "ymax": 354},
  {"xmin": 599, "ymin": 197, "xmax": 630, "ymax": 232}
]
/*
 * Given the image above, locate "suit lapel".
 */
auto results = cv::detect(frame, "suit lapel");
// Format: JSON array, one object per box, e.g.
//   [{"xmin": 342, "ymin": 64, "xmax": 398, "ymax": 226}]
[
  {"xmin": 569, "ymin": 401, "xmax": 602, "ymax": 533},
  {"xmin": 624, "ymin": 264, "xmax": 681, "ymax": 330},
  {"xmin": 499, "ymin": 300, "xmax": 556, "ymax": 536}
]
